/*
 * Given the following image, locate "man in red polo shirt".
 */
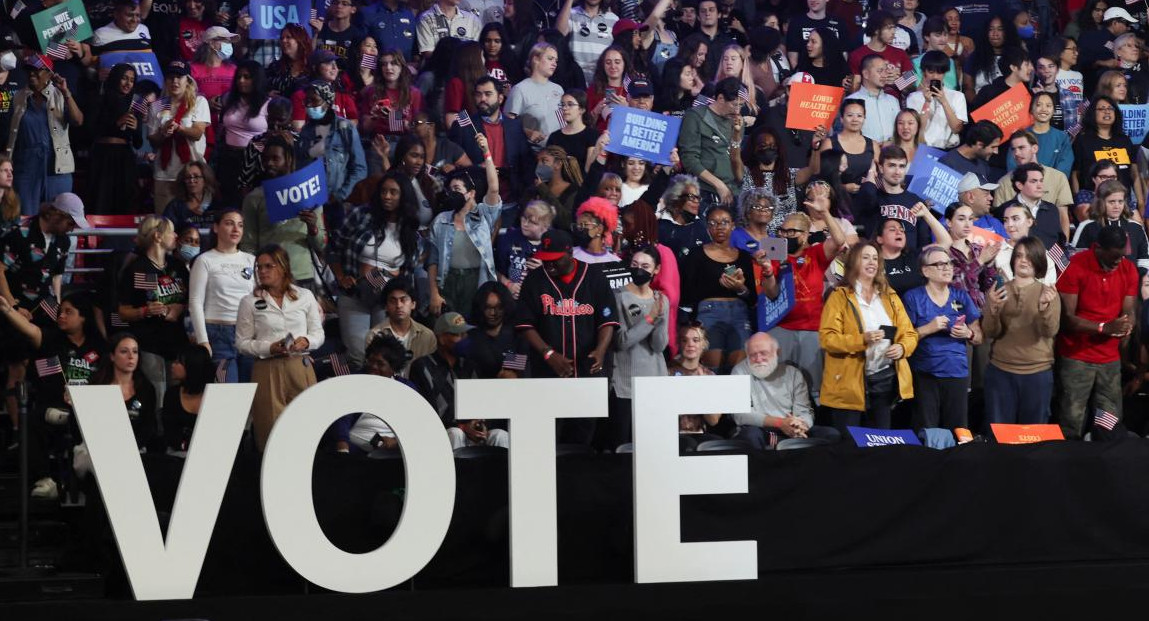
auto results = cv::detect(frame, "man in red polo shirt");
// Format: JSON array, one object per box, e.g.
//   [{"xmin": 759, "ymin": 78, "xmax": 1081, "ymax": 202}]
[
  {"xmin": 759, "ymin": 190, "xmax": 847, "ymax": 403},
  {"xmin": 1056, "ymin": 226, "xmax": 1138, "ymax": 439}
]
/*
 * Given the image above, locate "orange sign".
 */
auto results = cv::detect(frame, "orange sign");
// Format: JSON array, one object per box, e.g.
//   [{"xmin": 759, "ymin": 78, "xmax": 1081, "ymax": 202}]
[
  {"xmin": 968, "ymin": 226, "xmax": 1005, "ymax": 248},
  {"xmin": 785, "ymin": 83, "xmax": 844, "ymax": 132},
  {"xmin": 991, "ymin": 423, "xmax": 1065, "ymax": 444},
  {"xmin": 970, "ymin": 83, "xmax": 1033, "ymax": 139},
  {"xmin": 1094, "ymin": 148, "xmax": 1132, "ymax": 166}
]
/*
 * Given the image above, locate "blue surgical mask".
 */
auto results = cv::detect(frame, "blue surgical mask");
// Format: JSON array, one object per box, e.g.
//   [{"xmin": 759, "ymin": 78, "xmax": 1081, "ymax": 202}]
[
  {"xmin": 178, "ymin": 244, "xmax": 200, "ymax": 262},
  {"xmin": 1017, "ymin": 25, "xmax": 1034, "ymax": 39},
  {"xmin": 306, "ymin": 105, "xmax": 327, "ymax": 120},
  {"xmin": 218, "ymin": 42, "xmax": 234, "ymax": 60}
]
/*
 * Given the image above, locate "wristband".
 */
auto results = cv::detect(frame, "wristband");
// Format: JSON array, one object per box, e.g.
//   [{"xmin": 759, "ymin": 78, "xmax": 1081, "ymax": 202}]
[
  {"xmin": 543, "ymin": 348, "xmax": 555, "ymax": 361},
  {"xmin": 1098, "ymin": 322, "xmax": 1106, "ymax": 335}
]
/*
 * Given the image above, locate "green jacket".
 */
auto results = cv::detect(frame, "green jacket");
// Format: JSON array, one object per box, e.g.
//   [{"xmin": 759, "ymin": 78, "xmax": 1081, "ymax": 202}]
[
  {"xmin": 240, "ymin": 187, "xmax": 328, "ymax": 282},
  {"xmin": 677, "ymin": 105, "xmax": 737, "ymax": 197}
]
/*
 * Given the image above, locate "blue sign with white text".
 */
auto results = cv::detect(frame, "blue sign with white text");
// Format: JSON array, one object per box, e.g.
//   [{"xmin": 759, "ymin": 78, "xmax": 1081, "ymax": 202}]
[
  {"xmin": 907, "ymin": 159, "xmax": 962, "ymax": 212},
  {"xmin": 263, "ymin": 159, "xmax": 328, "ymax": 223},
  {"xmin": 605, "ymin": 106, "xmax": 682, "ymax": 166},
  {"xmin": 906, "ymin": 146, "xmax": 945, "ymax": 179},
  {"xmin": 1121, "ymin": 104, "xmax": 1149, "ymax": 147},
  {"xmin": 249, "ymin": 0, "xmax": 314, "ymax": 39},
  {"xmin": 99, "ymin": 50, "xmax": 163, "ymax": 88},
  {"xmin": 847, "ymin": 427, "xmax": 922, "ymax": 448},
  {"xmin": 757, "ymin": 262, "xmax": 795, "ymax": 332}
]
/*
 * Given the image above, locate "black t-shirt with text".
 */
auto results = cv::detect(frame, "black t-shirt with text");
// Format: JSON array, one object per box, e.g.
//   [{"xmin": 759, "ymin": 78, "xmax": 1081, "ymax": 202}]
[{"xmin": 117, "ymin": 255, "xmax": 189, "ymax": 359}]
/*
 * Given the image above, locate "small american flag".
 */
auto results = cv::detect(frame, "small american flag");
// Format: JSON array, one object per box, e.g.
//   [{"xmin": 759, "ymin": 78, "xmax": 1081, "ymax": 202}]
[
  {"xmin": 555, "ymin": 105, "xmax": 567, "ymax": 130},
  {"xmin": 134, "ymin": 272, "xmax": 159, "ymax": 290},
  {"xmin": 364, "ymin": 268, "xmax": 389, "ymax": 292},
  {"xmin": 502, "ymin": 352, "xmax": 528, "ymax": 371},
  {"xmin": 10, "ymin": 0, "xmax": 24, "ymax": 18},
  {"xmin": 388, "ymin": 110, "xmax": 406, "ymax": 133},
  {"xmin": 622, "ymin": 74, "xmax": 632, "ymax": 92},
  {"xmin": 38, "ymin": 298, "xmax": 58, "ymax": 321},
  {"xmin": 35, "ymin": 356, "xmax": 63, "ymax": 377},
  {"xmin": 1095, "ymin": 408, "xmax": 1120, "ymax": 431},
  {"xmin": 456, "ymin": 109, "xmax": 473, "ymax": 128},
  {"xmin": 327, "ymin": 352, "xmax": 350, "ymax": 377},
  {"xmin": 110, "ymin": 311, "xmax": 128, "ymax": 328},
  {"xmin": 156, "ymin": 96, "xmax": 171, "ymax": 113},
  {"xmin": 737, "ymin": 85, "xmax": 749, "ymax": 102},
  {"xmin": 693, "ymin": 93, "xmax": 715, "ymax": 107},
  {"xmin": 1066, "ymin": 122, "xmax": 1082, "ymax": 139},
  {"xmin": 214, "ymin": 359, "xmax": 229, "ymax": 383},
  {"xmin": 360, "ymin": 53, "xmax": 377, "ymax": 71},
  {"xmin": 130, "ymin": 94, "xmax": 149, "ymax": 116},
  {"xmin": 45, "ymin": 40, "xmax": 69, "ymax": 60},
  {"xmin": 26, "ymin": 54, "xmax": 51, "ymax": 72},
  {"xmin": 1048, "ymin": 244, "xmax": 1069, "ymax": 272},
  {"xmin": 894, "ymin": 70, "xmax": 918, "ymax": 91}
]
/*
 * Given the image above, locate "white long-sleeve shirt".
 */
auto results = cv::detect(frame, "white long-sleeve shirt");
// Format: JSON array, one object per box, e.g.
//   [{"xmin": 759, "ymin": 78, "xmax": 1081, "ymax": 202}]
[
  {"xmin": 188, "ymin": 249, "xmax": 257, "ymax": 346},
  {"xmin": 236, "ymin": 286, "xmax": 325, "ymax": 359}
]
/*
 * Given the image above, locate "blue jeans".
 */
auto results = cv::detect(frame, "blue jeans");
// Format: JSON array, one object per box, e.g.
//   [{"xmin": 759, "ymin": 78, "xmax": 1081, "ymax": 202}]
[
  {"xmin": 337, "ymin": 292, "xmax": 387, "ymax": 370},
  {"xmin": 206, "ymin": 323, "xmax": 252, "ymax": 383},
  {"xmin": 983, "ymin": 364, "xmax": 1053, "ymax": 433},
  {"xmin": 737, "ymin": 424, "xmax": 840, "ymax": 449},
  {"xmin": 696, "ymin": 299, "xmax": 751, "ymax": 355}
]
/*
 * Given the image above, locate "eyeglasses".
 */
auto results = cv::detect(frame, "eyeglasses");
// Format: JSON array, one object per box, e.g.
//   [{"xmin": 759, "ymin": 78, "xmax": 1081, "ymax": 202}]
[
  {"xmin": 681, "ymin": 193, "xmax": 701, "ymax": 201},
  {"xmin": 1096, "ymin": 106, "xmax": 1115, "ymax": 113},
  {"xmin": 707, "ymin": 219, "xmax": 733, "ymax": 228},
  {"xmin": 778, "ymin": 227, "xmax": 807, "ymax": 236},
  {"xmin": 924, "ymin": 260, "xmax": 956, "ymax": 269}
]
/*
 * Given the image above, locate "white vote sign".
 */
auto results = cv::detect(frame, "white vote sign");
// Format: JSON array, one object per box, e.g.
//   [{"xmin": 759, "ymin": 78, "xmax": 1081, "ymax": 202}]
[{"xmin": 69, "ymin": 375, "xmax": 755, "ymax": 601}]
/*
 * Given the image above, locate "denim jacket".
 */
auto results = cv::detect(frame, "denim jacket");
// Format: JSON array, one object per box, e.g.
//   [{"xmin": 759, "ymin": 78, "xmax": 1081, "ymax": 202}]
[
  {"xmin": 426, "ymin": 200, "xmax": 501, "ymax": 287},
  {"xmin": 298, "ymin": 116, "xmax": 367, "ymax": 203}
]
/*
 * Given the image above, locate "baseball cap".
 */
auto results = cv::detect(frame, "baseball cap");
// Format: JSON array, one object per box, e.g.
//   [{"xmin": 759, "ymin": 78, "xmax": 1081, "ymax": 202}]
[
  {"xmin": 309, "ymin": 48, "xmax": 339, "ymax": 68},
  {"xmin": 534, "ymin": 229, "xmax": 574, "ymax": 262},
  {"xmin": 51, "ymin": 192, "xmax": 89, "ymax": 229},
  {"xmin": 1102, "ymin": 7, "xmax": 1137, "ymax": 24},
  {"xmin": 166, "ymin": 60, "xmax": 191, "ymax": 77},
  {"xmin": 879, "ymin": 0, "xmax": 906, "ymax": 17},
  {"xmin": 957, "ymin": 172, "xmax": 998, "ymax": 193},
  {"xmin": 612, "ymin": 18, "xmax": 649, "ymax": 37},
  {"xmin": 434, "ymin": 312, "xmax": 474, "ymax": 336},
  {"xmin": 203, "ymin": 26, "xmax": 240, "ymax": 42},
  {"xmin": 628, "ymin": 78, "xmax": 653, "ymax": 98}
]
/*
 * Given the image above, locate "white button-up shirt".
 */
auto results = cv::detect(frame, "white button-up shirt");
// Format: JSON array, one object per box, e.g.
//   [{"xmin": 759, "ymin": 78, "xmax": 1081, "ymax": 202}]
[
  {"xmin": 847, "ymin": 87, "xmax": 901, "ymax": 143},
  {"xmin": 236, "ymin": 286, "xmax": 325, "ymax": 359}
]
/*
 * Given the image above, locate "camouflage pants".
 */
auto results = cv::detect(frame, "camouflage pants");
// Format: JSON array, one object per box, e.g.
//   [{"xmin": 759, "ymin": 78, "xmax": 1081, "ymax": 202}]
[{"xmin": 1056, "ymin": 358, "xmax": 1121, "ymax": 440}]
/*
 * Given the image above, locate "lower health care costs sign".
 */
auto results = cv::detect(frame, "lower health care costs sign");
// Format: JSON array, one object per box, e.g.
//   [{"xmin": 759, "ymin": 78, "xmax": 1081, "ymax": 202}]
[{"xmin": 606, "ymin": 106, "xmax": 682, "ymax": 166}]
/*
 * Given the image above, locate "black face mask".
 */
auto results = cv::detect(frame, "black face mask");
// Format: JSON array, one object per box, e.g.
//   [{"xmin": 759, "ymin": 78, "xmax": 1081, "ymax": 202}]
[
  {"xmin": 757, "ymin": 148, "xmax": 778, "ymax": 165},
  {"xmin": 445, "ymin": 190, "xmax": 467, "ymax": 212},
  {"xmin": 629, "ymin": 267, "xmax": 653, "ymax": 286},
  {"xmin": 786, "ymin": 236, "xmax": 802, "ymax": 254},
  {"xmin": 571, "ymin": 228, "xmax": 593, "ymax": 248}
]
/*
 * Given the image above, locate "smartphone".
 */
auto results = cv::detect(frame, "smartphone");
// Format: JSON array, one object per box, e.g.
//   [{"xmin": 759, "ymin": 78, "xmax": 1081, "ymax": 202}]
[
  {"xmin": 993, "ymin": 273, "xmax": 1007, "ymax": 290},
  {"xmin": 929, "ymin": 79, "xmax": 942, "ymax": 93},
  {"xmin": 762, "ymin": 237, "xmax": 788, "ymax": 262},
  {"xmin": 723, "ymin": 264, "xmax": 740, "ymax": 277},
  {"xmin": 954, "ymin": 314, "xmax": 966, "ymax": 327},
  {"xmin": 879, "ymin": 324, "xmax": 896, "ymax": 341}
]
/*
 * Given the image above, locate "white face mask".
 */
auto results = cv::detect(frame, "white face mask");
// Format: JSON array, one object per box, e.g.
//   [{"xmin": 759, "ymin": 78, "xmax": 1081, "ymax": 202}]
[
  {"xmin": 0, "ymin": 51, "xmax": 15, "ymax": 72},
  {"xmin": 218, "ymin": 42, "xmax": 234, "ymax": 60}
]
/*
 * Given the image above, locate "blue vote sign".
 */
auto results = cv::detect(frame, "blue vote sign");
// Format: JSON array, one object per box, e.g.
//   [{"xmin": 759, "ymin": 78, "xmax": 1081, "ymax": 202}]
[{"xmin": 263, "ymin": 159, "xmax": 328, "ymax": 223}]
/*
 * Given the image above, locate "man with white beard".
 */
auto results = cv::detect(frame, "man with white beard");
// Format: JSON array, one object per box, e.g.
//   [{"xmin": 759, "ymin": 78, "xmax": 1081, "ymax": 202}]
[{"xmin": 729, "ymin": 333, "xmax": 820, "ymax": 449}]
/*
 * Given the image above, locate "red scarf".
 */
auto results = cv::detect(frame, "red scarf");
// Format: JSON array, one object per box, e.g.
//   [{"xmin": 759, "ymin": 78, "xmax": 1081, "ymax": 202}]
[{"xmin": 160, "ymin": 101, "xmax": 193, "ymax": 170}]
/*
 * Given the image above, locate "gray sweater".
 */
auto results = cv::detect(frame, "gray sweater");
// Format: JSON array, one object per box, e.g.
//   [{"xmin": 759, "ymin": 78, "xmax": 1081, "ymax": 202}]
[
  {"xmin": 729, "ymin": 359, "xmax": 813, "ymax": 429},
  {"xmin": 610, "ymin": 289, "xmax": 669, "ymax": 399}
]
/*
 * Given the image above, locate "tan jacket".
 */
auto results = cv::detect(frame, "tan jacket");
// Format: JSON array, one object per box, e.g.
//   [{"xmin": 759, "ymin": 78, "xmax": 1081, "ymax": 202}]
[
  {"xmin": 4, "ymin": 86, "xmax": 75, "ymax": 175},
  {"xmin": 366, "ymin": 319, "xmax": 437, "ymax": 377}
]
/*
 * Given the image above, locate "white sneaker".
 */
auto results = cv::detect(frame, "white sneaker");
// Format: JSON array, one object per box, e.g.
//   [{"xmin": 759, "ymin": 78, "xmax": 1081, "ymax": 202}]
[{"xmin": 31, "ymin": 477, "xmax": 58, "ymax": 500}]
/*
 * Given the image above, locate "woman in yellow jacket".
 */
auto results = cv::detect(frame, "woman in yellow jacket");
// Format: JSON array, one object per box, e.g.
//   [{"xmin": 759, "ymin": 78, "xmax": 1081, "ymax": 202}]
[{"xmin": 819, "ymin": 242, "xmax": 919, "ymax": 436}]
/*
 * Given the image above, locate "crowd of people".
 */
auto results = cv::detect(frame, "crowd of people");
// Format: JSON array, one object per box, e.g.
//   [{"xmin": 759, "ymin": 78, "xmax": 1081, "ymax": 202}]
[{"xmin": 0, "ymin": 0, "xmax": 1148, "ymax": 499}]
